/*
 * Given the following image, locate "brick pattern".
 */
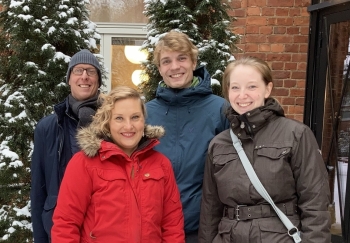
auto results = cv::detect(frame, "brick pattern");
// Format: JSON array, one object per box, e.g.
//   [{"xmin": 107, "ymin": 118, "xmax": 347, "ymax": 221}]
[
  {"xmin": 228, "ymin": 0, "xmax": 311, "ymax": 121},
  {"xmin": 0, "ymin": 1, "xmax": 310, "ymax": 121}
]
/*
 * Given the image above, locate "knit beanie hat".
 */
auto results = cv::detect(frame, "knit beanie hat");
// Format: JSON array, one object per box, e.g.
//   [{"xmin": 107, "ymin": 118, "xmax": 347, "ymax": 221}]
[{"xmin": 66, "ymin": 49, "xmax": 102, "ymax": 87}]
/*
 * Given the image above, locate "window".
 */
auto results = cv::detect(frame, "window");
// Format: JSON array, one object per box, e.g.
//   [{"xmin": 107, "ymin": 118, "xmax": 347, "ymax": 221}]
[
  {"xmin": 88, "ymin": 0, "xmax": 147, "ymax": 23},
  {"xmin": 111, "ymin": 38, "xmax": 147, "ymax": 89},
  {"xmin": 87, "ymin": 1, "xmax": 148, "ymax": 92}
]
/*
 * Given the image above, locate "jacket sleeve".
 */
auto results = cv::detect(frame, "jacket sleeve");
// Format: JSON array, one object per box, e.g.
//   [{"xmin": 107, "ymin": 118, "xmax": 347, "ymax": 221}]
[
  {"xmin": 51, "ymin": 153, "xmax": 92, "ymax": 243},
  {"xmin": 30, "ymin": 123, "xmax": 50, "ymax": 243},
  {"xmin": 198, "ymin": 150, "xmax": 224, "ymax": 243},
  {"xmin": 161, "ymin": 157, "xmax": 185, "ymax": 243},
  {"xmin": 292, "ymin": 126, "xmax": 331, "ymax": 242}
]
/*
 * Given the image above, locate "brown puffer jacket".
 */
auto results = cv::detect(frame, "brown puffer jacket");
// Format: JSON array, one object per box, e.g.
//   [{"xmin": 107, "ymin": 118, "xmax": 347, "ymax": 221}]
[{"xmin": 198, "ymin": 98, "xmax": 331, "ymax": 243}]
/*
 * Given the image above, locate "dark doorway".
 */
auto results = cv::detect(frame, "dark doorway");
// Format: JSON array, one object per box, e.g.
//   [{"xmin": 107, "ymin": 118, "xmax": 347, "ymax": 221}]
[{"xmin": 306, "ymin": 1, "xmax": 350, "ymax": 242}]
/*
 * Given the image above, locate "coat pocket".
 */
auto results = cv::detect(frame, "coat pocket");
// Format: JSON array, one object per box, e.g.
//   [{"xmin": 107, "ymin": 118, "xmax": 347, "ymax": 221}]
[
  {"xmin": 96, "ymin": 168, "xmax": 126, "ymax": 189},
  {"xmin": 95, "ymin": 169, "xmax": 127, "ymax": 200},
  {"xmin": 141, "ymin": 168, "xmax": 165, "ymax": 192},
  {"xmin": 96, "ymin": 169, "xmax": 126, "ymax": 181},
  {"xmin": 141, "ymin": 168, "xmax": 167, "ymax": 221},
  {"xmin": 254, "ymin": 143, "xmax": 294, "ymax": 185},
  {"xmin": 142, "ymin": 168, "xmax": 165, "ymax": 181},
  {"xmin": 255, "ymin": 143, "xmax": 292, "ymax": 160},
  {"xmin": 212, "ymin": 152, "xmax": 240, "ymax": 177},
  {"xmin": 213, "ymin": 218, "xmax": 234, "ymax": 243},
  {"xmin": 258, "ymin": 219, "xmax": 294, "ymax": 243},
  {"xmin": 42, "ymin": 195, "xmax": 57, "ymax": 237}
]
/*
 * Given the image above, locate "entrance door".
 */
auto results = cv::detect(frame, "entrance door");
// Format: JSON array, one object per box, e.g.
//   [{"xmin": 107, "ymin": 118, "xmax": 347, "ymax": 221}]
[
  {"xmin": 87, "ymin": 0, "xmax": 148, "ymax": 93},
  {"xmin": 97, "ymin": 23, "xmax": 147, "ymax": 92},
  {"xmin": 306, "ymin": 2, "xmax": 350, "ymax": 242}
]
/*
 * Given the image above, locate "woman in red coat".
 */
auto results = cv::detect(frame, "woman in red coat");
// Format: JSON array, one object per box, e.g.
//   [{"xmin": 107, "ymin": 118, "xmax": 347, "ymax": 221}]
[{"xmin": 51, "ymin": 86, "xmax": 185, "ymax": 243}]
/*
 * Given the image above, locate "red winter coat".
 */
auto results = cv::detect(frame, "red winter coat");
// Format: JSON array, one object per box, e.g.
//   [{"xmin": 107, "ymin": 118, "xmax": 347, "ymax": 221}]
[{"xmin": 51, "ymin": 125, "xmax": 185, "ymax": 243}]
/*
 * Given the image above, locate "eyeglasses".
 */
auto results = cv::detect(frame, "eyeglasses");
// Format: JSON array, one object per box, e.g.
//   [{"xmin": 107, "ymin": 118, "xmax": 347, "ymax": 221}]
[{"xmin": 72, "ymin": 67, "xmax": 98, "ymax": 77}]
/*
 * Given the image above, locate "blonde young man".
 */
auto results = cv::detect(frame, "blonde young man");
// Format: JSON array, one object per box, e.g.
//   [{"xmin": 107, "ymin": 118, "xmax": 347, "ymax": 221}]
[{"xmin": 146, "ymin": 31, "xmax": 229, "ymax": 242}]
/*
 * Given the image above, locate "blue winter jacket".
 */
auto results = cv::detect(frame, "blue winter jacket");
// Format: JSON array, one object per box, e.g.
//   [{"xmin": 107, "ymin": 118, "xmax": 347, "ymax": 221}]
[
  {"xmin": 146, "ymin": 66, "xmax": 229, "ymax": 233},
  {"xmin": 30, "ymin": 98, "xmax": 77, "ymax": 243}
]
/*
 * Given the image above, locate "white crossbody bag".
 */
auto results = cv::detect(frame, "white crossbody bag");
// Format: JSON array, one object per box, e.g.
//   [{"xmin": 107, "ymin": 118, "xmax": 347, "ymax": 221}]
[{"xmin": 230, "ymin": 130, "xmax": 301, "ymax": 243}]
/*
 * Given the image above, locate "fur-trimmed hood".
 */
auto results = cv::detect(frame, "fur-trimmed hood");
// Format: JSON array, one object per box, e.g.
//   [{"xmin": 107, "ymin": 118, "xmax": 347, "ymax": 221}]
[{"xmin": 76, "ymin": 124, "xmax": 165, "ymax": 157}]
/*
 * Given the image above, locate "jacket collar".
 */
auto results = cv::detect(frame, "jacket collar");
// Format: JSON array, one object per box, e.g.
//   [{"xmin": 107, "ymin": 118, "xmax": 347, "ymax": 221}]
[
  {"xmin": 76, "ymin": 124, "xmax": 165, "ymax": 158},
  {"xmin": 155, "ymin": 66, "xmax": 213, "ymax": 106},
  {"xmin": 53, "ymin": 97, "xmax": 70, "ymax": 124},
  {"xmin": 227, "ymin": 98, "xmax": 285, "ymax": 139}
]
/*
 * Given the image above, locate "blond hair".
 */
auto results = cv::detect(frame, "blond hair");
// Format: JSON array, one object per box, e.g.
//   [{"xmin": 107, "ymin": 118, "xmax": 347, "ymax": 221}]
[
  {"xmin": 153, "ymin": 31, "xmax": 198, "ymax": 67},
  {"xmin": 90, "ymin": 86, "xmax": 146, "ymax": 137},
  {"xmin": 222, "ymin": 56, "xmax": 273, "ymax": 101}
]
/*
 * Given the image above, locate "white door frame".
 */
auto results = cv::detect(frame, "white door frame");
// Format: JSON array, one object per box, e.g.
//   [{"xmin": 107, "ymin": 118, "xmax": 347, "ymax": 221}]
[{"xmin": 96, "ymin": 23, "xmax": 147, "ymax": 92}]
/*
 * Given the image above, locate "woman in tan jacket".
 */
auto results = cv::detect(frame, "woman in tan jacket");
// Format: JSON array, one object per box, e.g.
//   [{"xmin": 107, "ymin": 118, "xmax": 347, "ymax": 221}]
[{"xmin": 199, "ymin": 56, "xmax": 331, "ymax": 243}]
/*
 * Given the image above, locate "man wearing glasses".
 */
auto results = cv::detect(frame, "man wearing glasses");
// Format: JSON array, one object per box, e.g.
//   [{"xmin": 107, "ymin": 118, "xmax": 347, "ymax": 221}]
[{"xmin": 30, "ymin": 49, "xmax": 102, "ymax": 243}]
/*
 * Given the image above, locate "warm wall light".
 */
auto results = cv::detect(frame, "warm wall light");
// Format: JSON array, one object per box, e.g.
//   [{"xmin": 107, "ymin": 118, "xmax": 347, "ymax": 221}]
[
  {"xmin": 131, "ymin": 70, "xmax": 142, "ymax": 86},
  {"xmin": 124, "ymin": 45, "xmax": 148, "ymax": 64},
  {"xmin": 131, "ymin": 69, "xmax": 149, "ymax": 86}
]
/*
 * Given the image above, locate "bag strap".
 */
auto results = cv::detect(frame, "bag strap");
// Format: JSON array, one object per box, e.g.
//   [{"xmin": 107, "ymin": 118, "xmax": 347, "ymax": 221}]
[{"xmin": 230, "ymin": 130, "xmax": 301, "ymax": 243}]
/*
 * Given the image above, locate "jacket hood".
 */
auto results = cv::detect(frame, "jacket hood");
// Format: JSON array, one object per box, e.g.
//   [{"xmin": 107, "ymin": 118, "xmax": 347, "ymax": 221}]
[
  {"xmin": 155, "ymin": 66, "xmax": 213, "ymax": 106},
  {"xmin": 77, "ymin": 124, "xmax": 165, "ymax": 157}
]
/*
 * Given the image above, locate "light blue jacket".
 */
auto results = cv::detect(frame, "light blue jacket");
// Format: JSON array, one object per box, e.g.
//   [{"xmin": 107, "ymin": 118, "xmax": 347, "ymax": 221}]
[{"xmin": 146, "ymin": 66, "xmax": 229, "ymax": 233}]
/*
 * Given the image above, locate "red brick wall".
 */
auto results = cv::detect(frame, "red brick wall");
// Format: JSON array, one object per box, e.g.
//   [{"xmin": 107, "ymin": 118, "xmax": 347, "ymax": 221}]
[
  {"xmin": 0, "ymin": 1, "xmax": 310, "ymax": 122},
  {"xmin": 228, "ymin": 0, "xmax": 311, "ymax": 121}
]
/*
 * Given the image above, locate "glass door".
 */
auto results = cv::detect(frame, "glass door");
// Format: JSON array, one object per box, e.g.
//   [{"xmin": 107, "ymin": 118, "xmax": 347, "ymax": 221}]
[
  {"xmin": 322, "ymin": 19, "xmax": 350, "ymax": 240},
  {"xmin": 110, "ymin": 37, "xmax": 147, "ymax": 89},
  {"xmin": 306, "ymin": 2, "xmax": 350, "ymax": 241},
  {"xmin": 87, "ymin": 0, "xmax": 148, "ymax": 92},
  {"xmin": 96, "ymin": 24, "xmax": 147, "ymax": 92}
]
